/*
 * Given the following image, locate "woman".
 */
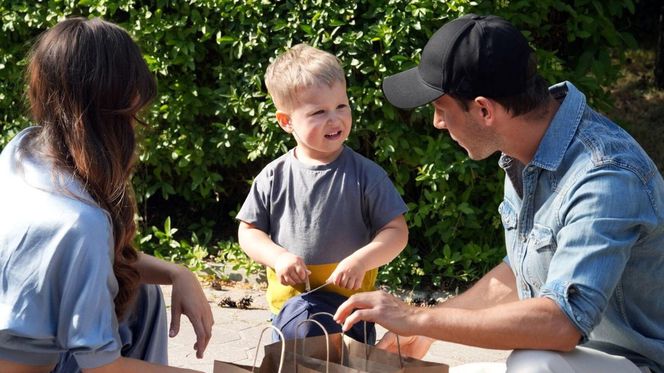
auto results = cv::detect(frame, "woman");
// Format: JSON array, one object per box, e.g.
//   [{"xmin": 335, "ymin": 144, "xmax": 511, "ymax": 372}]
[{"xmin": 0, "ymin": 17, "xmax": 212, "ymax": 372}]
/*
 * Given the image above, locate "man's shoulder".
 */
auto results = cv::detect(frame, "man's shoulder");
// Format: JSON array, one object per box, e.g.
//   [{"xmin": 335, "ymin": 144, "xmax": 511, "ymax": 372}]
[{"xmin": 573, "ymin": 113, "xmax": 659, "ymax": 182}]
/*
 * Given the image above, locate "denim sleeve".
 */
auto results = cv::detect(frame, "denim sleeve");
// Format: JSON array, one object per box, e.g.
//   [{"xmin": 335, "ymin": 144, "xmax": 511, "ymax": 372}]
[{"xmin": 540, "ymin": 166, "xmax": 654, "ymax": 339}]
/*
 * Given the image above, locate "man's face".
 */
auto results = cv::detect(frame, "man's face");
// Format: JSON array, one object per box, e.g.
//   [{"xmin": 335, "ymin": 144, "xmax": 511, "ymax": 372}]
[{"xmin": 432, "ymin": 95, "xmax": 498, "ymax": 160}]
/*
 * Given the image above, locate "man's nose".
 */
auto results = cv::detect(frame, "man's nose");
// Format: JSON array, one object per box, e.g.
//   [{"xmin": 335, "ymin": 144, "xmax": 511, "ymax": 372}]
[{"xmin": 433, "ymin": 113, "xmax": 446, "ymax": 130}]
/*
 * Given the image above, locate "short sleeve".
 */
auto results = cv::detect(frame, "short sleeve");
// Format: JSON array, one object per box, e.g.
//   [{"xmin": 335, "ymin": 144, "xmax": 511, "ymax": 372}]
[
  {"xmin": 236, "ymin": 168, "xmax": 271, "ymax": 233},
  {"xmin": 56, "ymin": 211, "xmax": 122, "ymax": 368},
  {"xmin": 364, "ymin": 173, "xmax": 408, "ymax": 233}
]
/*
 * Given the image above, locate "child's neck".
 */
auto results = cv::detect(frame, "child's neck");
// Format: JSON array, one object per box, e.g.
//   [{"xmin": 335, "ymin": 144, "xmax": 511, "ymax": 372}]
[{"xmin": 293, "ymin": 146, "xmax": 343, "ymax": 165}]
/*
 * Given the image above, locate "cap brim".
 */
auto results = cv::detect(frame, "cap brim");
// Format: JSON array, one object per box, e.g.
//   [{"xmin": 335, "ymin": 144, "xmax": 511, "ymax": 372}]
[{"xmin": 382, "ymin": 67, "xmax": 445, "ymax": 109}]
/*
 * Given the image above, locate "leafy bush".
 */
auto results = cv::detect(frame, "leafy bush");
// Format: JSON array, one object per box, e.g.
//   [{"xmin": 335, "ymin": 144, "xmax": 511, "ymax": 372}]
[
  {"xmin": 477, "ymin": 0, "xmax": 638, "ymax": 111},
  {"xmin": 0, "ymin": 0, "xmax": 637, "ymax": 290}
]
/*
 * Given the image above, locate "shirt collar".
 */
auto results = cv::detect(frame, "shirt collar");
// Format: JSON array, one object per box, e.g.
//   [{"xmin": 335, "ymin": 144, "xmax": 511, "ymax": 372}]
[
  {"xmin": 499, "ymin": 81, "xmax": 587, "ymax": 172},
  {"xmin": 530, "ymin": 81, "xmax": 587, "ymax": 171},
  {"xmin": 4, "ymin": 127, "xmax": 97, "ymax": 206}
]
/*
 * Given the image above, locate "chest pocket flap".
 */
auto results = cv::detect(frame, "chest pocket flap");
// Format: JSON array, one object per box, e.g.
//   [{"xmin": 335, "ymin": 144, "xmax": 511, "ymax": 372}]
[
  {"xmin": 524, "ymin": 224, "xmax": 558, "ymax": 291},
  {"xmin": 498, "ymin": 200, "xmax": 517, "ymax": 230},
  {"xmin": 528, "ymin": 224, "xmax": 557, "ymax": 253}
]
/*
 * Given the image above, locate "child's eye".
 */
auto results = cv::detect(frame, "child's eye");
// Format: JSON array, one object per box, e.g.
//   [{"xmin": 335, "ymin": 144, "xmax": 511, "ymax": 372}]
[
  {"xmin": 337, "ymin": 104, "xmax": 348, "ymax": 110},
  {"xmin": 311, "ymin": 110, "xmax": 325, "ymax": 116}
]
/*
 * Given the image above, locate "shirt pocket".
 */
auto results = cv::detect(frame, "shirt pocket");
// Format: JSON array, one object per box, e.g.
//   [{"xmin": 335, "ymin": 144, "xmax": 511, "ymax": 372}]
[
  {"xmin": 524, "ymin": 224, "xmax": 557, "ymax": 292},
  {"xmin": 498, "ymin": 200, "xmax": 518, "ymax": 263},
  {"xmin": 498, "ymin": 200, "xmax": 517, "ymax": 231}
]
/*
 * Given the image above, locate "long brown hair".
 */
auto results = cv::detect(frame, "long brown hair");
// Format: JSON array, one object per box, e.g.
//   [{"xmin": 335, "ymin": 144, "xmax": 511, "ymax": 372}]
[{"xmin": 25, "ymin": 17, "xmax": 157, "ymax": 318}]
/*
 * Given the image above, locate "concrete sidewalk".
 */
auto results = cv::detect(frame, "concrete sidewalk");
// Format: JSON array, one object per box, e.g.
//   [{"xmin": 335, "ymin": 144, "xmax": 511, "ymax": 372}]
[{"xmin": 163, "ymin": 283, "xmax": 509, "ymax": 372}]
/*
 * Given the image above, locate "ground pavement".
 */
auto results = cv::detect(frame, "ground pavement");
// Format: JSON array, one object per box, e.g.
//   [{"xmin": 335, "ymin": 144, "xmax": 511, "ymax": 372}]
[{"xmin": 163, "ymin": 282, "xmax": 510, "ymax": 372}]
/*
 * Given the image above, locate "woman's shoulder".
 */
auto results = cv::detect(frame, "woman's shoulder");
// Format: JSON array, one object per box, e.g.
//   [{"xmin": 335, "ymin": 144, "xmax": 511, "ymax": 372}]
[{"xmin": 1, "ymin": 128, "xmax": 112, "ymax": 237}]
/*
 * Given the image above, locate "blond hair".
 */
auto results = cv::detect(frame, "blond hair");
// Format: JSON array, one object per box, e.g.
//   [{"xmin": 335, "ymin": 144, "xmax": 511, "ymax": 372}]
[{"xmin": 265, "ymin": 43, "xmax": 345, "ymax": 111}]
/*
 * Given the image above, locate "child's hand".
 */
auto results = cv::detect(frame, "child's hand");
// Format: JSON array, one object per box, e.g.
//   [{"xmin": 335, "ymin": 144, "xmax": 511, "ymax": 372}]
[
  {"xmin": 274, "ymin": 252, "xmax": 310, "ymax": 286},
  {"xmin": 327, "ymin": 257, "xmax": 366, "ymax": 290}
]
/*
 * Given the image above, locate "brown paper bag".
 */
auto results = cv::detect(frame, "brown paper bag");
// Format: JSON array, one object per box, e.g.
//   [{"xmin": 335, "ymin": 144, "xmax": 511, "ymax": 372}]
[
  {"xmin": 257, "ymin": 319, "xmax": 356, "ymax": 372},
  {"xmin": 214, "ymin": 325, "xmax": 287, "ymax": 373},
  {"xmin": 213, "ymin": 360, "xmax": 265, "ymax": 373},
  {"xmin": 343, "ymin": 333, "xmax": 447, "ymax": 372},
  {"xmin": 213, "ymin": 320, "xmax": 344, "ymax": 373},
  {"xmin": 215, "ymin": 315, "xmax": 449, "ymax": 372},
  {"xmin": 262, "ymin": 332, "xmax": 448, "ymax": 372}
]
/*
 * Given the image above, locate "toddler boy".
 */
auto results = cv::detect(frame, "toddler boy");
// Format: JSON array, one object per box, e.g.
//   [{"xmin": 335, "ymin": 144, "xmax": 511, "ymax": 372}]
[{"xmin": 236, "ymin": 44, "xmax": 408, "ymax": 342}]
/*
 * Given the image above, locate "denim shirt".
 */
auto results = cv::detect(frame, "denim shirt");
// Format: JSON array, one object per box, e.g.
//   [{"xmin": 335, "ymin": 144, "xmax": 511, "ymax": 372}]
[{"xmin": 499, "ymin": 82, "xmax": 664, "ymax": 371}]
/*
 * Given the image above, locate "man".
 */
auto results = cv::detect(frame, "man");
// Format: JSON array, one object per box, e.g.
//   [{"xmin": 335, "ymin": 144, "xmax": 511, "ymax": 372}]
[{"xmin": 333, "ymin": 13, "xmax": 664, "ymax": 373}]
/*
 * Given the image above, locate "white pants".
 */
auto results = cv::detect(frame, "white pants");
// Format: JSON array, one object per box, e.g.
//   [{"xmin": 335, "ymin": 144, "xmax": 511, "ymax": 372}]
[{"xmin": 450, "ymin": 346, "xmax": 650, "ymax": 373}]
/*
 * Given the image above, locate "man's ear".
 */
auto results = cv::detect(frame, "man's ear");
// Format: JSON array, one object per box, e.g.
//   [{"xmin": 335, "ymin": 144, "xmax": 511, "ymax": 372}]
[
  {"xmin": 275, "ymin": 111, "xmax": 292, "ymax": 132},
  {"xmin": 474, "ymin": 97, "xmax": 495, "ymax": 124}
]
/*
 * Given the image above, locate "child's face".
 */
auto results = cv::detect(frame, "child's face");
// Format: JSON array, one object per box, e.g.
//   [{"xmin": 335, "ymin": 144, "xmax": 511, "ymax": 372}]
[{"xmin": 279, "ymin": 81, "xmax": 352, "ymax": 164}]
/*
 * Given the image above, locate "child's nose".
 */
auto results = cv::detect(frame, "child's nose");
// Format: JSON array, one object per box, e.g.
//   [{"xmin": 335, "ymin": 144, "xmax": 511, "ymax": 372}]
[{"xmin": 328, "ymin": 112, "xmax": 344, "ymax": 124}]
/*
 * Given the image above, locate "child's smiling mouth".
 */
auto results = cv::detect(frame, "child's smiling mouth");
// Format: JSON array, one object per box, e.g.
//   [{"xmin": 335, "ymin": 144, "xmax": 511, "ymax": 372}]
[{"xmin": 324, "ymin": 130, "xmax": 343, "ymax": 139}]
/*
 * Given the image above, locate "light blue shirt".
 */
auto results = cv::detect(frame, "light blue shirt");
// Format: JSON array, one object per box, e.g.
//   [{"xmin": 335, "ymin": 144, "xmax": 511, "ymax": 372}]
[
  {"xmin": 0, "ymin": 128, "xmax": 122, "ymax": 368},
  {"xmin": 499, "ymin": 82, "xmax": 664, "ymax": 372}
]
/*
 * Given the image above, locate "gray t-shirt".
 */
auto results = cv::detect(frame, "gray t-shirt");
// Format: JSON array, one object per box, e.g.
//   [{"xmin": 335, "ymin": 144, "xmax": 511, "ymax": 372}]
[
  {"xmin": 0, "ymin": 128, "xmax": 121, "ymax": 368},
  {"xmin": 237, "ymin": 145, "xmax": 408, "ymax": 264}
]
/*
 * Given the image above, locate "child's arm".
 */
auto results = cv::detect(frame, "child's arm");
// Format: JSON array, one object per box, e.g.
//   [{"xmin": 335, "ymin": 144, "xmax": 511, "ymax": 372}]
[
  {"xmin": 238, "ymin": 221, "xmax": 310, "ymax": 285},
  {"xmin": 327, "ymin": 214, "xmax": 408, "ymax": 290}
]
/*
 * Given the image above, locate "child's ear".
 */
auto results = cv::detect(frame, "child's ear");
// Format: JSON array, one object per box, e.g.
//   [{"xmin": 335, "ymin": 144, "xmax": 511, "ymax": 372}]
[{"xmin": 276, "ymin": 111, "xmax": 292, "ymax": 132}]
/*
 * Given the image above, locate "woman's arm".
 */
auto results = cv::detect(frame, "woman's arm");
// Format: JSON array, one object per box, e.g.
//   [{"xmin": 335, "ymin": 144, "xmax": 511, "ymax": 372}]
[{"xmin": 133, "ymin": 253, "xmax": 214, "ymax": 359}]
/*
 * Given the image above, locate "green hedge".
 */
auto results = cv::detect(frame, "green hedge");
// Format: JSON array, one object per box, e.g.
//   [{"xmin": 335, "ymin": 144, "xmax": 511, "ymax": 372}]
[{"xmin": 0, "ymin": 0, "xmax": 636, "ymax": 289}]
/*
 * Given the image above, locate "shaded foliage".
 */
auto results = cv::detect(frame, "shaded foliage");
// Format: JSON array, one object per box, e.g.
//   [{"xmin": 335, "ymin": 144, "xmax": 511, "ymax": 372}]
[{"xmin": 0, "ymin": 0, "xmax": 637, "ymax": 289}]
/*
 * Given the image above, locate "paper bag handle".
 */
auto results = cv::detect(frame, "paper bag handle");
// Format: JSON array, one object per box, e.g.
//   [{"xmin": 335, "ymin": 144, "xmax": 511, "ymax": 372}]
[
  {"xmin": 308, "ymin": 311, "xmax": 369, "ymax": 344},
  {"xmin": 294, "ymin": 318, "xmax": 330, "ymax": 373},
  {"xmin": 309, "ymin": 311, "xmax": 405, "ymax": 369},
  {"xmin": 309, "ymin": 311, "xmax": 373, "ymax": 362},
  {"xmin": 252, "ymin": 325, "xmax": 286, "ymax": 373}
]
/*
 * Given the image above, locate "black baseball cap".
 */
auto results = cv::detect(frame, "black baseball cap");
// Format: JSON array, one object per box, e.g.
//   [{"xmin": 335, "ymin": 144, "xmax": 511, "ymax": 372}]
[{"xmin": 383, "ymin": 14, "xmax": 533, "ymax": 109}]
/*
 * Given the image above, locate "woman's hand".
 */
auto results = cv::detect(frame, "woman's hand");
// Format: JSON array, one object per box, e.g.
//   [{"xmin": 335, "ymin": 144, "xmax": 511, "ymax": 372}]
[{"xmin": 169, "ymin": 266, "xmax": 214, "ymax": 359}]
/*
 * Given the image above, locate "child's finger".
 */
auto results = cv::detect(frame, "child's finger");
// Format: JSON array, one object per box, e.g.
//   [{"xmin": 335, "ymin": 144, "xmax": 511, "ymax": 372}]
[
  {"xmin": 295, "ymin": 265, "xmax": 308, "ymax": 283},
  {"xmin": 281, "ymin": 274, "xmax": 293, "ymax": 285},
  {"xmin": 326, "ymin": 272, "xmax": 338, "ymax": 286},
  {"xmin": 355, "ymin": 277, "xmax": 362, "ymax": 290}
]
